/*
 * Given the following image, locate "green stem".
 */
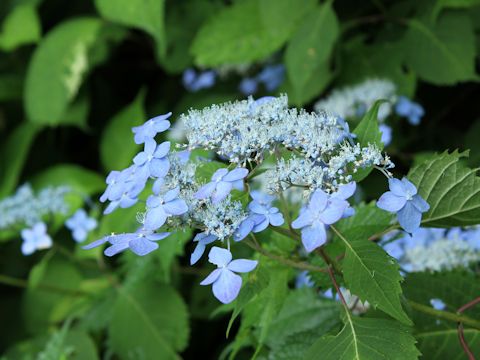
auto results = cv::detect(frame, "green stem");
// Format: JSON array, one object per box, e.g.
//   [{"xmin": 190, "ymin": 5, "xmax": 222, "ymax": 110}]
[
  {"xmin": 0, "ymin": 274, "xmax": 89, "ymax": 296},
  {"xmin": 409, "ymin": 301, "xmax": 480, "ymax": 330},
  {"xmin": 244, "ymin": 238, "xmax": 328, "ymax": 273}
]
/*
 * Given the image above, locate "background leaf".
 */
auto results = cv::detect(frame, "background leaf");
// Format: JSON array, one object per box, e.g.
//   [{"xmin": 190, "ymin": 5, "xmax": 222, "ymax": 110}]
[{"xmin": 0, "ymin": 4, "xmax": 41, "ymax": 51}]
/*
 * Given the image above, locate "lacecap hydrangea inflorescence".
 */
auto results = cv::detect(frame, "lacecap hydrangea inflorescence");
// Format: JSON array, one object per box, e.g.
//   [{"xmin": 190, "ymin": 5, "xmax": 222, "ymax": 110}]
[{"xmin": 85, "ymin": 94, "xmax": 429, "ymax": 304}]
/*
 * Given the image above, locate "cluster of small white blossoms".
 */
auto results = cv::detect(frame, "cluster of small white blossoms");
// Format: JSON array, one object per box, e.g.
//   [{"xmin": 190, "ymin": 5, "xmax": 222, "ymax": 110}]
[
  {"xmin": 180, "ymin": 95, "xmax": 392, "ymax": 194},
  {"xmin": 0, "ymin": 184, "xmax": 69, "ymax": 230},
  {"xmin": 314, "ymin": 78, "xmax": 397, "ymax": 121}
]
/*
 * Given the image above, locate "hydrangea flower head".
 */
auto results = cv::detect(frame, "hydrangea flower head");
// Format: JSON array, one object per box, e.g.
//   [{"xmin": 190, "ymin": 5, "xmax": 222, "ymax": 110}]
[
  {"xmin": 195, "ymin": 168, "xmax": 248, "ymax": 204},
  {"xmin": 65, "ymin": 209, "xmax": 97, "ymax": 242},
  {"xmin": 200, "ymin": 246, "xmax": 258, "ymax": 304},
  {"xmin": 133, "ymin": 139, "xmax": 170, "ymax": 179},
  {"xmin": 248, "ymin": 192, "xmax": 284, "ymax": 232},
  {"xmin": 132, "ymin": 113, "xmax": 171, "ymax": 144},
  {"xmin": 144, "ymin": 187, "xmax": 188, "ymax": 230},
  {"xmin": 21, "ymin": 222, "xmax": 52, "ymax": 255},
  {"xmin": 377, "ymin": 177, "xmax": 429, "ymax": 233},
  {"xmin": 83, "ymin": 228, "xmax": 170, "ymax": 256},
  {"xmin": 395, "ymin": 96, "xmax": 425, "ymax": 125},
  {"xmin": 292, "ymin": 185, "xmax": 354, "ymax": 252}
]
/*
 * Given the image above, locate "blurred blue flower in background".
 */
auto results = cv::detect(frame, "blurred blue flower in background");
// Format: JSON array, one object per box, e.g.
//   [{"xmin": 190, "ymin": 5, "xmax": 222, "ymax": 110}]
[
  {"xmin": 182, "ymin": 68, "xmax": 216, "ymax": 92},
  {"xmin": 379, "ymin": 124, "xmax": 392, "ymax": 146},
  {"xmin": 395, "ymin": 96, "xmax": 425, "ymax": 125},
  {"xmin": 21, "ymin": 222, "xmax": 52, "ymax": 255},
  {"xmin": 65, "ymin": 209, "xmax": 97, "ymax": 243}
]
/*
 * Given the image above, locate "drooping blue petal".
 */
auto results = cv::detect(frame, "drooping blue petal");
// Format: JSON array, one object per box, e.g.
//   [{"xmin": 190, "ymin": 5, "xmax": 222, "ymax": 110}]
[
  {"xmin": 144, "ymin": 206, "xmax": 167, "ymax": 230},
  {"xmin": 212, "ymin": 269, "xmax": 242, "ymax": 304},
  {"xmin": 377, "ymin": 192, "xmax": 407, "ymax": 212},
  {"xmin": 211, "ymin": 181, "xmax": 233, "ymax": 204},
  {"xmin": 397, "ymin": 201, "xmax": 422, "ymax": 233},
  {"xmin": 301, "ymin": 223, "xmax": 327, "ymax": 253},
  {"xmin": 268, "ymin": 212, "xmax": 284, "ymax": 226},
  {"xmin": 411, "ymin": 194, "xmax": 430, "ymax": 212},
  {"xmin": 208, "ymin": 246, "xmax": 232, "ymax": 267},
  {"xmin": 233, "ymin": 218, "xmax": 255, "ymax": 241},
  {"xmin": 200, "ymin": 268, "xmax": 222, "ymax": 285},
  {"xmin": 82, "ymin": 236, "xmax": 110, "ymax": 249},
  {"xmin": 129, "ymin": 237, "xmax": 159, "ymax": 256},
  {"xmin": 228, "ymin": 259, "xmax": 258, "ymax": 273},
  {"xmin": 163, "ymin": 199, "xmax": 188, "ymax": 215},
  {"xmin": 195, "ymin": 182, "xmax": 216, "ymax": 200},
  {"xmin": 223, "ymin": 168, "xmax": 249, "ymax": 182},
  {"xmin": 146, "ymin": 232, "xmax": 170, "ymax": 241},
  {"xmin": 104, "ymin": 242, "xmax": 130, "ymax": 256},
  {"xmin": 252, "ymin": 216, "xmax": 269, "ymax": 233},
  {"xmin": 190, "ymin": 242, "xmax": 206, "ymax": 265}
]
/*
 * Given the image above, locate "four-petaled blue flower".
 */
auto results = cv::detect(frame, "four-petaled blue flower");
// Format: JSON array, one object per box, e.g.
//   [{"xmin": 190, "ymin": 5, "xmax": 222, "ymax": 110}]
[
  {"xmin": 133, "ymin": 139, "xmax": 170, "ymax": 179},
  {"xmin": 292, "ymin": 183, "xmax": 355, "ymax": 252},
  {"xmin": 248, "ymin": 191, "xmax": 284, "ymax": 232},
  {"xmin": 21, "ymin": 222, "xmax": 52, "ymax": 255},
  {"xmin": 83, "ymin": 228, "xmax": 170, "ymax": 256},
  {"xmin": 182, "ymin": 68, "xmax": 216, "ymax": 92},
  {"xmin": 190, "ymin": 232, "xmax": 218, "ymax": 265},
  {"xmin": 395, "ymin": 96, "xmax": 425, "ymax": 125},
  {"xmin": 65, "ymin": 209, "xmax": 97, "ymax": 243},
  {"xmin": 132, "ymin": 113, "xmax": 171, "ymax": 144},
  {"xmin": 377, "ymin": 177, "xmax": 429, "ymax": 233},
  {"xmin": 200, "ymin": 246, "xmax": 258, "ymax": 304},
  {"xmin": 144, "ymin": 187, "xmax": 188, "ymax": 230},
  {"xmin": 195, "ymin": 168, "xmax": 249, "ymax": 204}
]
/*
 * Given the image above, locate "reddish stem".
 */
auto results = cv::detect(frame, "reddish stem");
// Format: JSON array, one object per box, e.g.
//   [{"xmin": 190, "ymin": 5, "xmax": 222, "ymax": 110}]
[{"xmin": 457, "ymin": 296, "xmax": 480, "ymax": 360}]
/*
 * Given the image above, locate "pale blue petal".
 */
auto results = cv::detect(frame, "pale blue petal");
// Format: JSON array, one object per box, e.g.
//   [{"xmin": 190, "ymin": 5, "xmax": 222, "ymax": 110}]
[
  {"xmin": 211, "ymin": 181, "xmax": 233, "ymax": 204},
  {"xmin": 208, "ymin": 246, "xmax": 232, "ymax": 267},
  {"xmin": 228, "ymin": 259, "xmax": 258, "ymax": 273},
  {"xmin": 144, "ymin": 207, "xmax": 167, "ymax": 230},
  {"xmin": 319, "ymin": 199, "xmax": 348, "ymax": 225},
  {"xmin": 144, "ymin": 138, "xmax": 157, "ymax": 155},
  {"xmin": 333, "ymin": 182, "xmax": 356, "ymax": 200},
  {"xmin": 388, "ymin": 178, "xmax": 406, "ymax": 197},
  {"xmin": 129, "ymin": 238, "xmax": 159, "ymax": 256},
  {"xmin": 377, "ymin": 192, "xmax": 406, "ymax": 212},
  {"xmin": 291, "ymin": 209, "xmax": 313, "ymax": 229},
  {"xmin": 146, "ymin": 232, "xmax": 170, "ymax": 241},
  {"xmin": 133, "ymin": 151, "xmax": 148, "ymax": 166},
  {"xmin": 309, "ymin": 190, "xmax": 328, "ymax": 212},
  {"xmin": 190, "ymin": 242, "xmax": 206, "ymax": 265},
  {"xmin": 211, "ymin": 168, "xmax": 229, "ymax": 181},
  {"xmin": 248, "ymin": 201, "xmax": 268, "ymax": 214},
  {"xmin": 150, "ymin": 157, "xmax": 170, "ymax": 178},
  {"xmin": 268, "ymin": 212, "xmax": 284, "ymax": 226},
  {"xmin": 397, "ymin": 201, "xmax": 422, "ymax": 233},
  {"xmin": 164, "ymin": 187, "xmax": 180, "ymax": 202},
  {"xmin": 146, "ymin": 195, "xmax": 161, "ymax": 208},
  {"xmin": 22, "ymin": 241, "xmax": 36, "ymax": 255},
  {"xmin": 73, "ymin": 228, "xmax": 87, "ymax": 242},
  {"xmin": 104, "ymin": 242, "xmax": 130, "ymax": 256},
  {"xmin": 154, "ymin": 141, "xmax": 170, "ymax": 158},
  {"xmin": 194, "ymin": 182, "xmax": 216, "ymax": 199},
  {"xmin": 82, "ymin": 236, "xmax": 109, "ymax": 249},
  {"xmin": 212, "ymin": 269, "xmax": 242, "ymax": 304},
  {"xmin": 301, "ymin": 224, "xmax": 327, "ymax": 253},
  {"xmin": 401, "ymin": 177, "xmax": 417, "ymax": 196},
  {"xmin": 234, "ymin": 218, "xmax": 255, "ymax": 241},
  {"xmin": 411, "ymin": 194, "xmax": 430, "ymax": 213},
  {"xmin": 252, "ymin": 216, "xmax": 269, "ymax": 233},
  {"xmin": 152, "ymin": 178, "xmax": 164, "ymax": 194},
  {"xmin": 200, "ymin": 268, "xmax": 222, "ymax": 285},
  {"xmin": 223, "ymin": 168, "xmax": 249, "ymax": 182},
  {"xmin": 163, "ymin": 199, "xmax": 188, "ymax": 215}
]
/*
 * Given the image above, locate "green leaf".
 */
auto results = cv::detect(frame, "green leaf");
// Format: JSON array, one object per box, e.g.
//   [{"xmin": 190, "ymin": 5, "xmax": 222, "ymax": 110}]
[
  {"xmin": 408, "ymin": 150, "xmax": 480, "ymax": 227},
  {"xmin": 285, "ymin": 1, "xmax": 338, "ymax": 96},
  {"xmin": 0, "ymin": 4, "xmax": 41, "ymax": 51},
  {"xmin": 403, "ymin": 12, "xmax": 477, "ymax": 85},
  {"xmin": 100, "ymin": 90, "xmax": 145, "ymax": 171},
  {"xmin": 353, "ymin": 100, "xmax": 385, "ymax": 149},
  {"xmin": 31, "ymin": 164, "xmax": 104, "ymax": 196},
  {"xmin": 335, "ymin": 227, "xmax": 411, "ymax": 325},
  {"xmin": 23, "ymin": 256, "xmax": 85, "ymax": 334},
  {"xmin": 416, "ymin": 328, "xmax": 480, "ymax": 359},
  {"xmin": 156, "ymin": 230, "xmax": 192, "ymax": 283},
  {"xmin": 265, "ymin": 288, "xmax": 340, "ymax": 349},
  {"xmin": 0, "ymin": 122, "xmax": 39, "ymax": 197},
  {"xmin": 95, "ymin": 0, "xmax": 166, "ymax": 58},
  {"xmin": 191, "ymin": 0, "xmax": 310, "ymax": 66},
  {"xmin": 109, "ymin": 282, "xmax": 188, "ymax": 360},
  {"xmin": 25, "ymin": 18, "xmax": 102, "ymax": 125},
  {"xmin": 305, "ymin": 315, "xmax": 420, "ymax": 360}
]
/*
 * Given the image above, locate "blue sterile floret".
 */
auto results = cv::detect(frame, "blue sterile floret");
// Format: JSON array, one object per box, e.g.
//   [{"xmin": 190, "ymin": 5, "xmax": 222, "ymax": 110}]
[
  {"xmin": 21, "ymin": 222, "xmax": 52, "ymax": 255},
  {"xmin": 377, "ymin": 177, "xmax": 429, "ymax": 233},
  {"xmin": 144, "ymin": 187, "xmax": 188, "ymax": 230},
  {"xmin": 395, "ymin": 96, "xmax": 425, "ymax": 125},
  {"xmin": 379, "ymin": 124, "xmax": 392, "ymax": 146},
  {"xmin": 195, "ymin": 167, "xmax": 248, "ymax": 204},
  {"xmin": 200, "ymin": 246, "xmax": 258, "ymax": 304},
  {"xmin": 132, "ymin": 113, "xmax": 171, "ymax": 144},
  {"xmin": 182, "ymin": 68, "xmax": 216, "ymax": 92},
  {"xmin": 65, "ymin": 209, "xmax": 97, "ymax": 243}
]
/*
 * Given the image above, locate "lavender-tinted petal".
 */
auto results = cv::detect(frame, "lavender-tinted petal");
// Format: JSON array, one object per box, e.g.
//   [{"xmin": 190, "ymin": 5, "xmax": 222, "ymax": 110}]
[
  {"xmin": 34, "ymin": 222, "xmax": 47, "ymax": 234},
  {"xmin": 152, "ymin": 178, "xmax": 164, "ymax": 195},
  {"xmin": 163, "ymin": 199, "xmax": 188, "ymax": 215},
  {"xmin": 164, "ymin": 187, "xmax": 180, "ymax": 202},
  {"xmin": 146, "ymin": 232, "xmax": 170, "ymax": 241},
  {"xmin": 146, "ymin": 195, "xmax": 161, "ymax": 208},
  {"xmin": 333, "ymin": 182, "xmax": 357, "ymax": 200},
  {"xmin": 211, "ymin": 181, "xmax": 233, "ymax": 204},
  {"xmin": 401, "ymin": 177, "xmax": 418, "ymax": 196},
  {"xmin": 291, "ymin": 209, "xmax": 313, "ymax": 229},
  {"xmin": 250, "ymin": 190, "xmax": 275, "ymax": 205},
  {"xmin": 154, "ymin": 141, "xmax": 170, "ymax": 158},
  {"xmin": 268, "ymin": 212, "xmax": 284, "ymax": 226},
  {"xmin": 319, "ymin": 199, "xmax": 348, "ymax": 225},
  {"xmin": 190, "ymin": 242, "xmax": 206, "ymax": 265},
  {"xmin": 397, "ymin": 201, "xmax": 422, "ymax": 233},
  {"xmin": 208, "ymin": 246, "xmax": 232, "ymax": 267},
  {"xmin": 212, "ymin": 269, "xmax": 242, "ymax": 304},
  {"xmin": 234, "ymin": 219, "xmax": 255, "ymax": 241},
  {"xmin": 129, "ymin": 238, "xmax": 159, "ymax": 256},
  {"xmin": 104, "ymin": 242, "xmax": 130, "ymax": 257},
  {"xmin": 144, "ymin": 207, "xmax": 167, "ymax": 230},
  {"xmin": 21, "ymin": 241, "xmax": 36, "ymax": 255},
  {"xmin": 343, "ymin": 207, "xmax": 355, "ymax": 218},
  {"xmin": 211, "ymin": 168, "xmax": 229, "ymax": 182},
  {"xmin": 150, "ymin": 158, "xmax": 170, "ymax": 178},
  {"xmin": 248, "ymin": 201, "xmax": 268, "ymax": 214},
  {"xmin": 36, "ymin": 234, "xmax": 52, "ymax": 249},
  {"xmin": 411, "ymin": 194, "xmax": 430, "ymax": 213},
  {"xmin": 144, "ymin": 138, "xmax": 157, "ymax": 155},
  {"xmin": 119, "ymin": 196, "xmax": 138, "ymax": 209},
  {"xmin": 377, "ymin": 192, "xmax": 406, "ymax": 212},
  {"xmin": 73, "ymin": 228, "xmax": 87, "ymax": 242},
  {"xmin": 104, "ymin": 201, "xmax": 120, "ymax": 215},
  {"xmin": 194, "ymin": 182, "xmax": 216, "ymax": 199},
  {"xmin": 200, "ymin": 268, "xmax": 222, "ymax": 285},
  {"xmin": 388, "ymin": 178, "xmax": 407, "ymax": 197},
  {"xmin": 83, "ymin": 236, "xmax": 110, "ymax": 249},
  {"xmin": 232, "ymin": 179, "xmax": 244, "ymax": 191},
  {"xmin": 223, "ymin": 168, "xmax": 249, "ymax": 182},
  {"xmin": 133, "ymin": 152, "xmax": 148, "ymax": 166},
  {"xmin": 301, "ymin": 224, "xmax": 327, "ymax": 253},
  {"xmin": 153, "ymin": 119, "xmax": 171, "ymax": 133},
  {"xmin": 252, "ymin": 216, "xmax": 269, "ymax": 233},
  {"xmin": 309, "ymin": 189, "xmax": 328, "ymax": 212},
  {"xmin": 228, "ymin": 259, "xmax": 258, "ymax": 273}
]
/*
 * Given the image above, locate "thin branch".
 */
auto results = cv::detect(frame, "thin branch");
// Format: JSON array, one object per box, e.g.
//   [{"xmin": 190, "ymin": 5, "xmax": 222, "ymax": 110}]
[
  {"xmin": 408, "ymin": 301, "xmax": 480, "ymax": 330},
  {"xmin": 457, "ymin": 296, "xmax": 480, "ymax": 360},
  {"xmin": 244, "ymin": 238, "xmax": 328, "ymax": 273},
  {"xmin": 0, "ymin": 274, "xmax": 89, "ymax": 296}
]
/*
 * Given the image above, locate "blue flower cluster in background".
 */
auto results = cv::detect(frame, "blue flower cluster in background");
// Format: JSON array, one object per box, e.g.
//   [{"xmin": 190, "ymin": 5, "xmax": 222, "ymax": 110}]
[
  {"xmin": 239, "ymin": 64, "xmax": 285, "ymax": 95},
  {"xmin": 182, "ymin": 68, "xmax": 216, "ymax": 92}
]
